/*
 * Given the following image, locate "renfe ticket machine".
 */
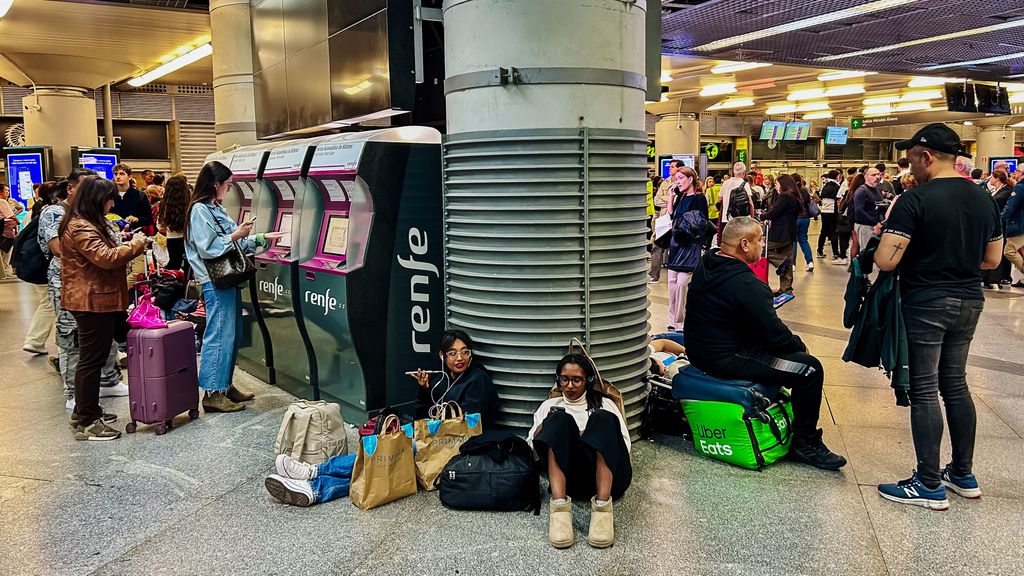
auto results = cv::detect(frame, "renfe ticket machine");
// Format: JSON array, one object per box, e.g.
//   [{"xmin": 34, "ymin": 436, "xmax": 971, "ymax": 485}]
[{"xmin": 296, "ymin": 127, "xmax": 443, "ymax": 422}]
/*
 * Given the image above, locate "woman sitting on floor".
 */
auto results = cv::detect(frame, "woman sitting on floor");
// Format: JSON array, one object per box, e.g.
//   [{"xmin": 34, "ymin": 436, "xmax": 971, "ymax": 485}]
[
  {"xmin": 410, "ymin": 329, "xmax": 499, "ymax": 429},
  {"xmin": 527, "ymin": 353, "xmax": 632, "ymax": 549}
]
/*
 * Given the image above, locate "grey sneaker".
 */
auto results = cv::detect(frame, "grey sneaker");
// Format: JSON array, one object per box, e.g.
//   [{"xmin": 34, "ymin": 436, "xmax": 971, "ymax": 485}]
[
  {"xmin": 70, "ymin": 412, "xmax": 117, "ymax": 428},
  {"xmin": 275, "ymin": 454, "xmax": 318, "ymax": 480},
  {"xmin": 265, "ymin": 475, "xmax": 314, "ymax": 507},
  {"xmin": 74, "ymin": 419, "xmax": 122, "ymax": 441}
]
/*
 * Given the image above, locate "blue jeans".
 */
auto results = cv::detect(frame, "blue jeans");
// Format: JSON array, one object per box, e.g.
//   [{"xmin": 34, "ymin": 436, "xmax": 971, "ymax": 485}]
[
  {"xmin": 904, "ymin": 298, "xmax": 983, "ymax": 488},
  {"xmin": 793, "ymin": 218, "xmax": 813, "ymax": 265},
  {"xmin": 652, "ymin": 332, "xmax": 685, "ymax": 346},
  {"xmin": 199, "ymin": 283, "xmax": 243, "ymax": 392},
  {"xmin": 311, "ymin": 453, "xmax": 356, "ymax": 504}
]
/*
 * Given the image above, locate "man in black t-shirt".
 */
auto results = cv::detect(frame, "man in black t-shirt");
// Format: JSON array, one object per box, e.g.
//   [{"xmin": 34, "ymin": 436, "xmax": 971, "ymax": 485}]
[{"xmin": 874, "ymin": 123, "xmax": 1003, "ymax": 511}]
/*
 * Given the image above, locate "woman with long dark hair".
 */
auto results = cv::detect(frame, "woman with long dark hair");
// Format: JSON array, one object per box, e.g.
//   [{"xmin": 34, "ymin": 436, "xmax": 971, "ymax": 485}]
[
  {"xmin": 22, "ymin": 180, "xmax": 63, "ymax": 355},
  {"xmin": 185, "ymin": 161, "xmax": 284, "ymax": 413},
  {"xmin": 409, "ymin": 329, "xmax": 499, "ymax": 427},
  {"xmin": 158, "ymin": 175, "xmax": 191, "ymax": 271},
  {"xmin": 59, "ymin": 176, "xmax": 148, "ymax": 440},
  {"xmin": 665, "ymin": 166, "xmax": 710, "ymax": 331},
  {"xmin": 763, "ymin": 173, "xmax": 803, "ymax": 296},
  {"xmin": 527, "ymin": 353, "xmax": 631, "ymax": 549},
  {"xmin": 791, "ymin": 173, "xmax": 815, "ymax": 272}
]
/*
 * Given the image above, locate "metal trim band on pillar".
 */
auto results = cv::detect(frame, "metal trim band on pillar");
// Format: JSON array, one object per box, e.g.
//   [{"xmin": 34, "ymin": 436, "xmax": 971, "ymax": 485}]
[
  {"xmin": 445, "ymin": 67, "xmax": 647, "ymax": 95},
  {"xmin": 443, "ymin": 127, "xmax": 652, "ymax": 436}
]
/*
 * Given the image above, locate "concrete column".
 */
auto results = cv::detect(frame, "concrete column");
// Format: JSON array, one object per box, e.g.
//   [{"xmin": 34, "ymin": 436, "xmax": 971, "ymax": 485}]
[
  {"xmin": 209, "ymin": 0, "xmax": 257, "ymax": 149},
  {"xmin": 975, "ymin": 125, "xmax": 1016, "ymax": 171},
  {"xmin": 22, "ymin": 86, "xmax": 98, "ymax": 177},
  {"xmin": 654, "ymin": 113, "xmax": 700, "ymax": 159}
]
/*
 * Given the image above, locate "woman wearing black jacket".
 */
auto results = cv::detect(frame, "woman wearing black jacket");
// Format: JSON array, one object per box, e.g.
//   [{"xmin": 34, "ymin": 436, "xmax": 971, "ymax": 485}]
[
  {"xmin": 665, "ymin": 166, "xmax": 711, "ymax": 331},
  {"xmin": 985, "ymin": 169, "xmax": 1014, "ymax": 288},
  {"xmin": 817, "ymin": 170, "xmax": 841, "ymax": 260},
  {"xmin": 763, "ymin": 174, "xmax": 802, "ymax": 296},
  {"xmin": 411, "ymin": 329, "xmax": 500, "ymax": 429}
]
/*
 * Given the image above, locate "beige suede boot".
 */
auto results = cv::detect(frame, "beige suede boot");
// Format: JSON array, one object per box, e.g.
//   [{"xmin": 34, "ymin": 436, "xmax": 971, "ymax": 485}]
[
  {"xmin": 548, "ymin": 497, "xmax": 574, "ymax": 548},
  {"xmin": 587, "ymin": 496, "xmax": 614, "ymax": 548}
]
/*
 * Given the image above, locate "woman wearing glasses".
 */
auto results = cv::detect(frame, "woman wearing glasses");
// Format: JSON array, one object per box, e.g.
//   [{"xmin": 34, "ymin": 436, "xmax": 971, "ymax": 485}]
[
  {"xmin": 527, "ymin": 353, "xmax": 632, "ymax": 549},
  {"xmin": 410, "ymin": 329, "xmax": 499, "ymax": 429}
]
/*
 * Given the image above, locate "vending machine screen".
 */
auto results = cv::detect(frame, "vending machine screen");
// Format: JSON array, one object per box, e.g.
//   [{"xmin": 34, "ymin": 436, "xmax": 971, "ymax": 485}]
[
  {"xmin": 322, "ymin": 215, "xmax": 349, "ymax": 257},
  {"xmin": 276, "ymin": 213, "xmax": 294, "ymax": 248}
]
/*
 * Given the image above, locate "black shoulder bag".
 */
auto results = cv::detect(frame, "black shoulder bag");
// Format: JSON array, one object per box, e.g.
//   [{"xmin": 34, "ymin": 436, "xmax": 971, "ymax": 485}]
[{"xmin": 202, "ymin": 205, "xmax": 256, "ymax": 289}]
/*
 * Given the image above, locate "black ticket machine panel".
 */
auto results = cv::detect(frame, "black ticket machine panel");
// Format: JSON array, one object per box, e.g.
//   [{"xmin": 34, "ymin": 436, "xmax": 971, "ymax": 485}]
[{"xmin": 297, "ymin": 127, "xmax": 443, "ymax": 423}]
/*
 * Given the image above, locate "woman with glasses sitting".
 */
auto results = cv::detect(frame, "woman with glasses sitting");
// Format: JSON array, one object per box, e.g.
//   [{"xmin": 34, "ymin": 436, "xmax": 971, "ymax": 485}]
[
  {"xmin": 527, "ymin": 353, "xmax": 632, "ymax": 550},
  {"xmin": 409, "ymin": 329, "xmax": 499, "ymax": 429}
]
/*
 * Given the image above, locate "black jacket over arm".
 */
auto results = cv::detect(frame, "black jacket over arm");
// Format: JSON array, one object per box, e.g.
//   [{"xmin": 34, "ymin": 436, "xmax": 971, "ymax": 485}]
[
  {"xmin": 416, "ymin": 363, "xmax": 500, "ymax": 429},
  {"xmin": 112, "ymin": 186, "xmax": 154, "ymax": 227}
]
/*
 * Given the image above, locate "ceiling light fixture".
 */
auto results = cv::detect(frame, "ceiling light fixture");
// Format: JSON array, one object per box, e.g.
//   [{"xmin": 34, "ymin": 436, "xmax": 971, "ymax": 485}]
[
  {"xmin": 661, "ymin": 71, "xmax": 673, "ymax": 83},
  {"xmin": 1002, "ymin": 83, "xmax": 1024, "ymax": 91},
  {"xmin": 825, "ymin": 84, "xmax": 866, "ymax": 97},
  {"xmin": 692, "ymin": 0, "xmax": 923, "ymax": 52},
  {"xmin": 922, "ymin": 51, "xmax": 1024, "ymax": 71},
  {"xmin": 907, "ymin": 76, "xmax": 966, "ymax": 87},
  {"xmin": 817, "ymin": 70, "xmax": 876, "ymax": 81},
  {"xmin": 893, "ymin": 101, "xmax": 932, "ymax": 112},
  {"xmin": 817, "ymin": 19, "xmax": 1024, "ymax": 62},
  {"xmin": 706, "ymin": 98, "xmax": 756, "ymax": 111},
  {"xmin": 863, "ymin": 105, "xmax": 895, "ymax": 116},
  {"xmin": 803, "ymin": 112, "xmax": 833, "ymax": 120},
  {"xmin": 1011, "ymin": 121, "xmax": 1024, "ymax": 127},
  {"xmin": 0, "ymin": 0, "xmax": 13, "ymax": 18},
  {"xmin": 1010, "ymin": 93, "xmax": 1024, "ymax": 104},
  {"xmin": 127, "ymin": 43, "xmax": 213, "ymax": 87},
  {"xmin": 787, "ymin": 88, "xmax": 827, "ymax": 101},
  {"xmin": 660, "ymin": 93, "xmax": 669, "ymax": 102},
  {"xmin": 899, "ymin": 90, "xmax": 943, "ymax": 102},
  {"xmin": 710, "ymin": 61, "xmax": 773, "ymax": 74},
  {"xmin": 699, "ymin": 83, "xmax": 738, "ymax": 97},
  {"xmin": 796, "ymin": 101, "xmax": 830, "ymax": 112},
  {"xmin": 863, "ymin": 95, "xmax": 901, "ymax": 106},
  {"xmin": 765, "ymin": 103, "xmax": 798, "ymax": 115}
]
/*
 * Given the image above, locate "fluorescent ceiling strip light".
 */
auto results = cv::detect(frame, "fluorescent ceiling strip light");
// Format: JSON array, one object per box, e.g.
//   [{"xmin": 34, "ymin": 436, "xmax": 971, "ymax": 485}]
[
  {"xmin": 899, "ymin": 90, "xmax": 942, "ymax": 102},
  {"xmin": 1011, "ymin": 121, "xmax": 1024, "ymax": 127},
  {"xmin": 907, "ymin": 76, "xmax": 965, "ymax": 88},
  {"xmin": 1003, "ymin": 83, "xmax": 1024, "ymax": 91},
  {"xmin": 863, "ymin": 95, "xmax": 900, "ymax": 105},
  {"xmin": 765, "ymin": 103, "xmax": 798, "ymax": 114},
  {"xmin": 127, "ymin": 43, "xmax": 213, "ymax": 87},
  {"xmin": 787, "ymin": 88, "xmax": 827, "ymax": 101},
  {"xmin": 922, "ymin": 51, "xmax": 1024, "ymax": 71},
  {"xmin": 817, "ymin": 70, "xmax": 876, "ymax": 81},
  {"xmin": 1010, "ymin": 93, "xmax": 1024, "ymax": 104},
  {"xmin": 707, "ymin": 98, "xmax": 756, "ymax": 110},
  {"xmin": 693, "ymin": 0, "xmax": 923, "ymax": 52},
  {"xmin": 0, "ymin": 0, "xmax": 13, "ymax": 18},
  {"xmin": 803, "ymin": 112, "xmax": 833, "ymax": 120},
  {"xmin": 796, "ymin": 101, "xmax": 830, "ymax": 112},
  {"xmin": 818, "ymin": 19, "xmax": 1024, "ymax": 62},
  {"xmin": 893, "ymin": 101, "xmax": 932, "ymax": 112},
  {"xmin": 863, "ymin": 105, "xmax": 894, "ymax": 116},
  {"xmin": 661, "ymin": 71, "xmax": 673, "ymax": 83},
  {"xmin": 824, "ymin": 84, "xmax": 866, "ymax": 97},
  {"xmin": 710, "ymin": 61, "xmax": 773, "ymax": 74},
  {"xmin": 699, "ymin": 83, "xmax": 737, "ymax": 97}
]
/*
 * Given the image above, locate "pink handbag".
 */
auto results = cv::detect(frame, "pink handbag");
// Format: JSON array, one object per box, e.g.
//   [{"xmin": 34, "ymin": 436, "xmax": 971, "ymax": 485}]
[{"xmin": 128, "ymin": 294, "xmax": 168, "ymax": 329}]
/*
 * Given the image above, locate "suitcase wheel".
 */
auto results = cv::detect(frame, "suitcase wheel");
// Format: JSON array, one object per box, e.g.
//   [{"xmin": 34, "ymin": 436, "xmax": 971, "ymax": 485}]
[
  {"xmin": 188, "ymin": 409, "xmax": 199, "ymax": 420},
  {"xmin": 155, "ymin": 424, "xmax": 168, "ymax": 436},
  {"xmin": 125, "ymin": 422, "xmax": 137, "ymax": 434}
]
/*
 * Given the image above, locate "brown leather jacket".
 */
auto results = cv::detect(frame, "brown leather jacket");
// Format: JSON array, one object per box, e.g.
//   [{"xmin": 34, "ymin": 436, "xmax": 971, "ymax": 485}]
[{"xmin": 60, "ymin": 217, "xmax": 147, "ymax": 313}]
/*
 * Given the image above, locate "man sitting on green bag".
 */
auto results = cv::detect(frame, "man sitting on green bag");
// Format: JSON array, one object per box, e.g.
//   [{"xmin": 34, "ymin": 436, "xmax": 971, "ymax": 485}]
[{"xmin": 683, "ymin": 217, "xmax": 847, "ymax": 470}]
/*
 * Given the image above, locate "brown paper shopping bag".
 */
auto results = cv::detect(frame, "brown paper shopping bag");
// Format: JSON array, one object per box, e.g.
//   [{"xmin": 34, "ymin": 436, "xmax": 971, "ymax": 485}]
[
  {"xmin": 410, "ymin": 403, "xmax": 483, "ymax": 491},
  {"xmin": 350, "ymin": 415, "xmax": 418, "ymax": 510}
]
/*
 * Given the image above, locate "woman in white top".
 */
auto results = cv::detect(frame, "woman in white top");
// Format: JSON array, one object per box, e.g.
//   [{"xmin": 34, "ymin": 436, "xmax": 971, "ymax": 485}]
[{"xmin": 527, "ymin": 353, "xmax": 631, "ymax": 550}]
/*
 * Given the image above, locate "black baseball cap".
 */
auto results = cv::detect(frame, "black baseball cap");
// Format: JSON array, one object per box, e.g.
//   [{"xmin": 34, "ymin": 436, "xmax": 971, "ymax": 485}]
[{"xmin": 895, "ymin": 123, "xmax": 970, "ymax": 158}]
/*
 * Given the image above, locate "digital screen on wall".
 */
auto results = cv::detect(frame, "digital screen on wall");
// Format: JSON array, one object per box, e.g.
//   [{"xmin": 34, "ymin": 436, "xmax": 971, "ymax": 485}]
[
  {"xmin": 79, "ymin": 154, "xmax": 118, "ymax": 180},
  {"xmin": 759, "ymin": 121, "xmax": 787, "ymax": 141},
  {"xmin": 322, "ymin": 215, "xmax": 349, "ymax": 257},
  {"xmin": 783, "ymin": 122, "xmax": 811, "ymax": 141},
  {"xmin": 990, "ymin": 157, "xmax": 1019, "ymax": 173},
  {"xmin": 975, "ymin": 84, "xmax": 1010, "ymax": 114},
  {"xmin": 6, "ymin": 152, "xmax": 44, "ymax": 205},
  {"xmin": 946, "ymin": 83, "xmax": 978, "ymax": 113},
  {"xmin": 825, "ymin": 126, "xmax": 849, "ymax": 145}
]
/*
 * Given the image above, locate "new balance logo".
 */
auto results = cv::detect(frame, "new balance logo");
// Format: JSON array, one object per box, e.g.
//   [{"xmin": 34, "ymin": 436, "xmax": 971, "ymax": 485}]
[{"xmin": 904, "ymin": 486, "xmax": 920, "ymax": 498}]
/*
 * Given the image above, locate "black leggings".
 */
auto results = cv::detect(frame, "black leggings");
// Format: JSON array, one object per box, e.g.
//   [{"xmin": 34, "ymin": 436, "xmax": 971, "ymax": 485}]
[
  {"xmin": 817, "ymin": 213, "xmax": 837, "ymax": 255},
  {"xmin": 705, "ymin": 349, "xmax": 824, "ymax": 439},
  {"xmin": 534, "ymin": 410, "xmax": 632, "ymax": 501},
  {"xmin": 71, "ymin": 311, "xmax": 119, "ymax": 423}
]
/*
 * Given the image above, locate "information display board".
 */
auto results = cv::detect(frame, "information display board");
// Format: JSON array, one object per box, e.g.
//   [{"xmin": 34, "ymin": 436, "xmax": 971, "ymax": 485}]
[
  {"xmin": 759, "ymin": 121, "xmax": 787, "ymax": 141},
  {"xmin": 6, "ymin": 152, "xmax": 44, "ymax": 205},
  {"xmin": 659, "ymin": 154, "xmax": 696, "ymax": 178},
  {"xmin": 825, "ymin": 126, "xmax": 849, "ymax": 146},
  {"xmin": 79, "ymin": 153, "xmax": 118, "ymax": 180},
  {"xmin": 990, "ymin": 157, "xmax": 1019, "ymax": 174},
  {"xmin": 783, "ymin": 122, "xmax": 811, "ymax": 141}
]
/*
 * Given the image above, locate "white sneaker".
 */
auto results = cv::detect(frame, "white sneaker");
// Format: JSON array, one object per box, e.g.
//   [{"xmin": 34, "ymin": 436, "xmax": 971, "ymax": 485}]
[
  {"xmin": 647, "ymin": 277, "xmax": 658, "ymax": 284},
  {"xmin": 65, "ymin": 397, "xmax": 75, "ymax": 412},
  {"xmin": 265, "ymin": 474, "xmax": 314, "ymax": 507},
  {"xmin": 22, "ymin": 345, "xmax": 47, "ymax": 355},
  {"xmin": 98, "ymin": 382, "xmax": 129, "ymax": 397},
  {"xmin": 275, "ymin": 454, "xmax": 318, "ymax": 480},
  {"xmin": 806, "ymin": 262, "xmax": 815, "ymax": 272},
  {"xmin": 830, "ymin": 258, "xmax": 848, "ymax": 265}
]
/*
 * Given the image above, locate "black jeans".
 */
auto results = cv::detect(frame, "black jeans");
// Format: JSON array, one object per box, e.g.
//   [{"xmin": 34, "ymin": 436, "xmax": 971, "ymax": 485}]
[
  {"xmin": 534, "ymin": 410, "xmax": 632, "ymax": 501},
  {"xmin": 708, "ymin": 348, "xmax": 823, "ymax": 439},
  {"xmin": 834, "ymin": 228, "xmax": 850, "ymax": 259},
  {"xmin": 71, "ymin": 311, "xmax": 120, "ymax": 424},
  {"xmin": 904, "ymin": 298, "xmax": 984, "ymax": 488},
  {"xmin": 817, "ymin": 213, "xmax": 837, "ymax": 256}
]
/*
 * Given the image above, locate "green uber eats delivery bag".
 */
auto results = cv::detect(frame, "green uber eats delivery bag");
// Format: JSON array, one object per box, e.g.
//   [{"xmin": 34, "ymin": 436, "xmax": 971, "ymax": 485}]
[{"xmin": 673, "ymin": 365, "xmax": 794, "ymax": 470}]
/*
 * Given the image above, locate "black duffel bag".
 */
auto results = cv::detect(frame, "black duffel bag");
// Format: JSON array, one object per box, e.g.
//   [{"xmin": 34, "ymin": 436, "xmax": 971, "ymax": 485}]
[{"xmin": 437, "ymin": 431, "xmax": 540, "ymax": 515}]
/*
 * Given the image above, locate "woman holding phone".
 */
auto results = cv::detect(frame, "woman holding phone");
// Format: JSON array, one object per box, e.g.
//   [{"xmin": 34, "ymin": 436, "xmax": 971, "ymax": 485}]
[{"xmin": 185, "ymin": 161, "xmax": 286, "ymax": 413}]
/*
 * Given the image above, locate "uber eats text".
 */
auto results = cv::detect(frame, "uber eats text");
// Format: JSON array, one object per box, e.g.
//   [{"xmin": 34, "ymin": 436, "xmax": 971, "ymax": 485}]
[{"xmin": 696, "ymin": 424, "xmax": 734, "ymax": 456}]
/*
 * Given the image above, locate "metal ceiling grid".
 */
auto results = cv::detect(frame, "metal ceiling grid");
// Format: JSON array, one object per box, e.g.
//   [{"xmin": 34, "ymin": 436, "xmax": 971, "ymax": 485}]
[{"xmin": 662, "ymin": 0, "xmax": 1024, "ymax": 80}]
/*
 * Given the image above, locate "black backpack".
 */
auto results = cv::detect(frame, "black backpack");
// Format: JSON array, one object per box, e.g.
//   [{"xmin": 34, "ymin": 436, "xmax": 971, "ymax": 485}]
[
  {"xmin": 728, "ymin": 183, "xmax": 752, "ymax": 218},
  {"xmin": 10, "ymin": 217, "xmax": 50, "ymax": 285},
  {"xmin": 437, "ymin": 431, "xmax": 541, "ymax": 515}
]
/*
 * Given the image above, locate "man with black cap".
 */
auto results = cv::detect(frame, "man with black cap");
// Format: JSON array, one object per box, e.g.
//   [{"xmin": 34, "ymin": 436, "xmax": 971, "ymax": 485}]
[{"xmin": 874, "ymin": 123, "xmax": 1003, "ymax": 510}]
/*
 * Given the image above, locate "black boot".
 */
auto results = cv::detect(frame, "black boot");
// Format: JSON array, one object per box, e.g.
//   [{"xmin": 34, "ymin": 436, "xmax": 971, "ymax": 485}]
[{"xmin": 788, "ymin": 429, "xmax": 847, "ymax": 470}]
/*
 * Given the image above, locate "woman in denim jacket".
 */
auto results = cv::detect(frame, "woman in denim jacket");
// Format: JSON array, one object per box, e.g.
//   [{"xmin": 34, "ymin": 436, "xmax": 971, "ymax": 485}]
[{"xmin": 185, "ymin": 161, "xmax": 285, "ymax": 412}]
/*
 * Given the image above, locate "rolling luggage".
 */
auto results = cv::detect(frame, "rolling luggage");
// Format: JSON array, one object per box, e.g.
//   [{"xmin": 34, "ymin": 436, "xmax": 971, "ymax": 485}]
[{"xmin": 125, "ymin": 320, "xmax": 200, "ymax": 435}]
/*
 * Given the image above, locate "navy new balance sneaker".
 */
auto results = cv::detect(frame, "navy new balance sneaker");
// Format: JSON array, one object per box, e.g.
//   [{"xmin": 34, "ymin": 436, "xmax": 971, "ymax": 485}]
[
  {"xmin": 877, "ymin": 471, "xmax": 950, "ymax": 510},
  {"xmin": 941, "ymin": 465, "xmax": 982, "ymax": 499}
]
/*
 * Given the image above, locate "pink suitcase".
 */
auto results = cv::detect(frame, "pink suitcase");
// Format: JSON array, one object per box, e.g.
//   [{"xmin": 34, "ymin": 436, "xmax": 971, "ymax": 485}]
[{"xmin": 125, "ymin": 320, "xmax": 200, "ymax": 435}]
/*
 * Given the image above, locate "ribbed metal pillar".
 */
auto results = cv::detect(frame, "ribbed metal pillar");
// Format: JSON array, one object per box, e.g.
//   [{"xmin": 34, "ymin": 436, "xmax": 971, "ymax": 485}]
[{"xmin": 442, "ymin": 0, "xmax": 651, "ymax": 436}]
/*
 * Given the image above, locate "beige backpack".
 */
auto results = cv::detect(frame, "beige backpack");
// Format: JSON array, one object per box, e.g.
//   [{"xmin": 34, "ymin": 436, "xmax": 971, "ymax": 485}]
[{"xmin": 274, "ymin": 400, "xmax": 349, "ymax": 465}]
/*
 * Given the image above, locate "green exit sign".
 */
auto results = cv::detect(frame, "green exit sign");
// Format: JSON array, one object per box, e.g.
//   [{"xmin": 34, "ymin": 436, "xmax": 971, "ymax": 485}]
[{"xmin": 851, "ymin": 118, "xmax": 864, "ymax": 130}]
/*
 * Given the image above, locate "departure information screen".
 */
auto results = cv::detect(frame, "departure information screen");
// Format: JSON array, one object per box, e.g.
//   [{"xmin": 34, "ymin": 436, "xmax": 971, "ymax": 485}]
[
  {"xmin": 276, "ymin": 213, "xmax": 293, "ymax": 248},
  {"xmin": 759, "ymin": 121, "xmax": 786, "ymax": 141},
  {"xmin": 825, "ymin": 126, "xmax": 848, "ymax": 145},
  {"xmin": 784, "ymin": 122, "xmax": 810, "ymax": 141},
  {"xmin": 322, "ymin": 215, "xmax": 349, "ymax": 257}
]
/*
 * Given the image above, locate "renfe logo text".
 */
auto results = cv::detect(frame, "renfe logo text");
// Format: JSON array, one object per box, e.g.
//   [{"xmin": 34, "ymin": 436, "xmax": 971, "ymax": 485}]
[
  {"xmin": 305, "ymin": 287, "xmax": 339, "ymax": 316},
  {"xmin": 396, "ymin": 227, "xmax": 438, "ymax": 353},
  {"xmin": 258, "ymin": 276, "xmax": 287, "ymax": 302}
]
